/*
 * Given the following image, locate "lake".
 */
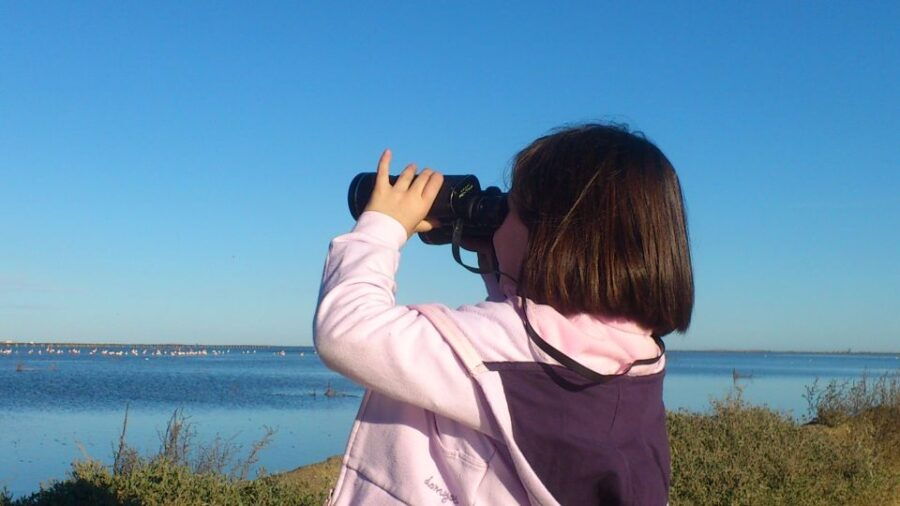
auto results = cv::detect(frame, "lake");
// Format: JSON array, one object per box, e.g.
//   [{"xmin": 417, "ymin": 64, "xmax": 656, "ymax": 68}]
[{"xmin": 1, "ymin": 344, "xmax": 897, "ymax": 498}]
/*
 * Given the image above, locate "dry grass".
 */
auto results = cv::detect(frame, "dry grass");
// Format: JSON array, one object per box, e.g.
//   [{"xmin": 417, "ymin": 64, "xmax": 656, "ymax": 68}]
[
  {"xmin": 273, "ymin": 457, "xmax": 341, "ymax": 496},
  {"xmin": 276, "ymin": 456, "xmax": 343, "ymax": 497},
  {"xmin": 668, "ymin": 378, "xmax": 899, "ymax": 506}
]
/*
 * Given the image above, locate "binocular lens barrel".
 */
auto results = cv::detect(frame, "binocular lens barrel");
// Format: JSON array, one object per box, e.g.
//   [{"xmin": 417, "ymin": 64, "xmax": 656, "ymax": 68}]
[{"xmin": 347, "ymin": 172, "xmax": 508, "ymax": 244}]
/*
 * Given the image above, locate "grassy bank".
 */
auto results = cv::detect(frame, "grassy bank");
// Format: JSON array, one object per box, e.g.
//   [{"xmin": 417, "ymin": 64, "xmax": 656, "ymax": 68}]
[
  {"xmin": 3, "ymin": 375, "xmax": 897, "ymax": 505},
  {"xmin": 668, "ymin": 374, "xmax": 899, "ymax": 505}
]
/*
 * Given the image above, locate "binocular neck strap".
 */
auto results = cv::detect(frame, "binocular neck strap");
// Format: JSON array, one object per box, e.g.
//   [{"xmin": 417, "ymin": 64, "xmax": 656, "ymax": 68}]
[
  {"xmin": 450, "ymin": 219, "xmax": 493, "ymax": 275},
  {"xmin": 519, "ymin": 297, "xmax": 666, "ymax": 383}
]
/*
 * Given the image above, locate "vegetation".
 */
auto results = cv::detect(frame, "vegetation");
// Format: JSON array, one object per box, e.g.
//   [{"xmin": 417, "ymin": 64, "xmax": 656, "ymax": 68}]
[
  {"xmin": 2, "ymin": 407, "xmax": 327, "ymax": 506},
  {"xmin": 668, "ymin": 374, "xmax": 899, "ymax": 505},
  {"xmin": 2, "ymin": 375, "xmax": 897, "ymax": 505}
]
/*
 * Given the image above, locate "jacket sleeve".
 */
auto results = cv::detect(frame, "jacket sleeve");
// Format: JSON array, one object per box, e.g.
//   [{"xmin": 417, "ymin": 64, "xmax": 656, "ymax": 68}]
[{"xmin": 313, "ymin": 211, "xmax": 496, "ymax": 435}]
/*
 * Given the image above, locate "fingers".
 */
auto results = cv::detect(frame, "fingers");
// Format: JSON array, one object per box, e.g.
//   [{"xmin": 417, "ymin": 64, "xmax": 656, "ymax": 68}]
[
  {"xmin": 394, "ymin": 163, "xmax": 417, "ymax": 190},
  {"xmin": 414, "ymin": 218, "xmax": 439, "ymax": 234},
  {"xmin": 375, "ymin": 149, "xmax": 391, "ymax": 188},
  {"xmin": 409, "ymin": 168, "xmax": 434, "ymax": 195},
  {"xmin": 422, "ymin": 171, "xmax": 443, "ymax": 202},
  {"xmin": 375, "ymin": 151, "xmax": 441, "ymax": 200}
]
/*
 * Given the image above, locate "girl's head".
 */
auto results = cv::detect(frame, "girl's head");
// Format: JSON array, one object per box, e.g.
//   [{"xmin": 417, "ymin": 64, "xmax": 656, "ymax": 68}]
[{"xmin": 495, "ymin": 123, "xmax": 693, "ymax": 337}]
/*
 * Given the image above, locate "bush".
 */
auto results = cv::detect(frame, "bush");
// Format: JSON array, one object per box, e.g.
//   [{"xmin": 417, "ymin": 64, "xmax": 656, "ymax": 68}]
[
  {"xmin": 9, "ymin": 406, "xmax": 328, "ymax": 506},
  {"xmin": 804, "ymin": 372, "xmax": 899, "ymax": 425},
  {"xmin": 804, "ymin": 373, "xmax": 900, "ymax": 469},
  {"xmin": 12, "ymin": 459, "xmax": 326, "ymax": 506},
  {"xmin": 669, "ymin": 376, "xmax": 900, "ymax": 506}
]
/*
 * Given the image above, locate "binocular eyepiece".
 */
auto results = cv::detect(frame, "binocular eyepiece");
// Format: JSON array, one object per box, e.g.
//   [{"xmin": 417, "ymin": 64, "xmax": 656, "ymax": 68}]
[{"xmin": 347, "ymin": 173, "xmax": 508, "ymax": 245}]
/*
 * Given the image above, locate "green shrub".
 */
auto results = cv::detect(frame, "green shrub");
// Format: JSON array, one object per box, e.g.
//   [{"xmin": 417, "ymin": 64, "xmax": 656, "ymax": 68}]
[
  {"xmin": 804, "ymin": 373, "xmax": 900, "ymax": 469},
  {"xmin": 669, "ymin": 377, "xmax": 899, "ymax": 506},
  {"xmin": 1, "ymin": 487, "xmax": 12, "ymax": 506},
  {"xmin": 13, "ymin": 458, "xmax": 326, "ymax": 506},
  {"xmin": 10, "ymin": 405, "xmax": 328, "ymax": 506}
]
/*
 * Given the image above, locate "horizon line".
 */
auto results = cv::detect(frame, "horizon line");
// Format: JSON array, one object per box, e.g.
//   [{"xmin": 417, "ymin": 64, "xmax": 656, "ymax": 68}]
[{"xmin": 2, "ymin": 340, "xmax": 898, "ymax": 356}]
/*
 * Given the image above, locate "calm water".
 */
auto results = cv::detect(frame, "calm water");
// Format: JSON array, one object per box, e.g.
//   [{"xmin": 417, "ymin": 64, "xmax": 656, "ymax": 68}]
[{"xmin": 1, "ymin": 344, "xmax": 897, "ymax": 498}]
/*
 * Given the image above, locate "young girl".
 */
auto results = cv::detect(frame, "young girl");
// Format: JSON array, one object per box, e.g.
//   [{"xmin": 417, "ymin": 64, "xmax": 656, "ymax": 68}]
[{"xmin": 314, "ymin": 123, "xmax": 693, "ymax": 505}]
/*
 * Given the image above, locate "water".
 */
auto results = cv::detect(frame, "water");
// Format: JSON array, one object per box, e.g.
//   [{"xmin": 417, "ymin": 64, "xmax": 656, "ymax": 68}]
[
  {"xmin": 664, "ymin": 351, "xmax": 898, "ymax": 413},
  {"xmin": 1, "ymin": 344, "xmax": 897, "ymax": 498},
  {"xmin": 0, "ymin": 344, "xmax": 363, "ymax": 499}
]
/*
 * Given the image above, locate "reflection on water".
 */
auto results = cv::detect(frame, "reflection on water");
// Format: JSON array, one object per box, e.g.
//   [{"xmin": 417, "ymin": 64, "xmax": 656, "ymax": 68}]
[{"xmin": 0, "ymin": 345, "xmax": 897, "ymax": 498}]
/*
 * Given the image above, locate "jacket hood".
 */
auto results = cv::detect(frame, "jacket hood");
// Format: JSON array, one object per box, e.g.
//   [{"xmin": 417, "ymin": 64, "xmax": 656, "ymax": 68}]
[
  {"xmin": 510, "ymin": 295, "xmax": 665, "ymax": 375},
  {"xmin": 492, "ymin": 208, "xmax": 664, "ymax": 376}
]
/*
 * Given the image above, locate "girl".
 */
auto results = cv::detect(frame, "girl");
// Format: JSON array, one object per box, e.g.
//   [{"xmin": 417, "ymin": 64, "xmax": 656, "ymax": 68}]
[{"xmin": 314, "ymin": 123, "xmax": 693, "ymax": 505}]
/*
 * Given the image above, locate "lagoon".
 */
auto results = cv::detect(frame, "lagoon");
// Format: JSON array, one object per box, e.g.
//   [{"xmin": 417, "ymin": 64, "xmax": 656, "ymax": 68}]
[{"xmin": 1, "ymin": 344, "xmax": 897, "ymax": 499}]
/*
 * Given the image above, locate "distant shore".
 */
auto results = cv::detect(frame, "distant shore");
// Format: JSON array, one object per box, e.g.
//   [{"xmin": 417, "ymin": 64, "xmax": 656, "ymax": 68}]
[
  {"xmin": 2, "ymin": 341, "xmax": 898, "ymax": 356},
  {"xmin": 0, "ymin": 341, "xmax": 309, "ymax": 350}
]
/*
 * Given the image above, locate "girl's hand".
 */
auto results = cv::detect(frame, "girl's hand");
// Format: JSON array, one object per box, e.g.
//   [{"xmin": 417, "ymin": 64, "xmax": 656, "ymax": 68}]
[{"xmin": 363, "ymin": 149, "xmax": 444, "ymax": 239}]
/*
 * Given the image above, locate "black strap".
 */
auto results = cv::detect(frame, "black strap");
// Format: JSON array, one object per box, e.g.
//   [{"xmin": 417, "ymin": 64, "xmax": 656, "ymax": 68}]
[
  {"xmin": 520, "ymin": 296, "xmax": 665, "ymax": 382},
  {"xmin": 449, "ymin": 220, "xmax": 665, "ymax": 383},
  {"xmin": 450, "ymin": 219, "xmax": 492, "ymax": 274}
]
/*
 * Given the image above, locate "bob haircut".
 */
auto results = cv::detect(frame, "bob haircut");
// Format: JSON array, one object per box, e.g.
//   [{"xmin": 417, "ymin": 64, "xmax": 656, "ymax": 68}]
[{"xmin": 509, "ymin": 123, "xmax": 693, "ymax": 337}]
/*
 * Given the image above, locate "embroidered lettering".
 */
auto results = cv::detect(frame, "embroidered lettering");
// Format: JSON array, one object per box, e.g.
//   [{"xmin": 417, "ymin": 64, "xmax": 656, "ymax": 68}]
[{"xmin": 423, "ymin": 475, "xmax": 459, "ymax": 504}]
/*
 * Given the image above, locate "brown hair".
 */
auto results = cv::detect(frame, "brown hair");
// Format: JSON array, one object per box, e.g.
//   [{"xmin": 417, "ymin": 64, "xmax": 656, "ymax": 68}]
[{"xmin": 509, "ymin": 123, "xmax": 693, "ymax": 337}]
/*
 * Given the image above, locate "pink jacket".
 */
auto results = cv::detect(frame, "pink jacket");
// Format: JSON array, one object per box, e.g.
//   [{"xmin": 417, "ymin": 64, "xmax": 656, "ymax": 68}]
[{"xmin": 314, "ymin": 211, "xmax": 669, "ymax": 505}]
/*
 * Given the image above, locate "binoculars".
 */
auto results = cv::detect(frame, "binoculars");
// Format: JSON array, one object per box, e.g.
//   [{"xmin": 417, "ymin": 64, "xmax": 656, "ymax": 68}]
[{"xmin": 347, "ymin": 173, "xmax": 508, "ymax": 245}]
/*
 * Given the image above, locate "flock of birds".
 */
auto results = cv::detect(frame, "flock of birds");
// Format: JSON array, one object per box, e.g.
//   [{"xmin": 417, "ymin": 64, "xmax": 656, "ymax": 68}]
[{"xmin": 0, "ymin": 346, "xmax": 305, "ymax": 357}]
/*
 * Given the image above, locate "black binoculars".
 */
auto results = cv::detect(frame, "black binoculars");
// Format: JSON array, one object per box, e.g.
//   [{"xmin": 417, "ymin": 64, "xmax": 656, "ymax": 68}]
[{"xmin": 347, "ymin": 173, "xmax": 508, "ymax": 245}]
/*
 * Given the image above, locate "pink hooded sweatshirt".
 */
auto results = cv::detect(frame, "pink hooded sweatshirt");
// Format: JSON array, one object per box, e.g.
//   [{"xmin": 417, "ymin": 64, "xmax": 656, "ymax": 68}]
[{"xmin": 314, "ymin": 211, "xmax": 669, "ymax": 505}]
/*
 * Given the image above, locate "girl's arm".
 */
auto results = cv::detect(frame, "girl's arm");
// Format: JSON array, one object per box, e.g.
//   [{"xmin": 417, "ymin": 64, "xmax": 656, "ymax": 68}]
[{"xmin": 314, "ymin": 210, "xmax": 495, "ymax": 435}]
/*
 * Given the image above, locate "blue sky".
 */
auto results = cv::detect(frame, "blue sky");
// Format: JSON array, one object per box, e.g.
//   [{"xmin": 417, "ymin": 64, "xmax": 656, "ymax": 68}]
[{"xmin": 1, "ymin": 2, "xmax": 897, "ymax": 351}]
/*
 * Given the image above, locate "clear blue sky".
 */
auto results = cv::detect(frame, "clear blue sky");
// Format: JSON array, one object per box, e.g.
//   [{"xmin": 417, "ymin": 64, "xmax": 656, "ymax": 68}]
[{"xmin": 1, "ymin": 2, "xmax": 897, "ymax": 351}]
